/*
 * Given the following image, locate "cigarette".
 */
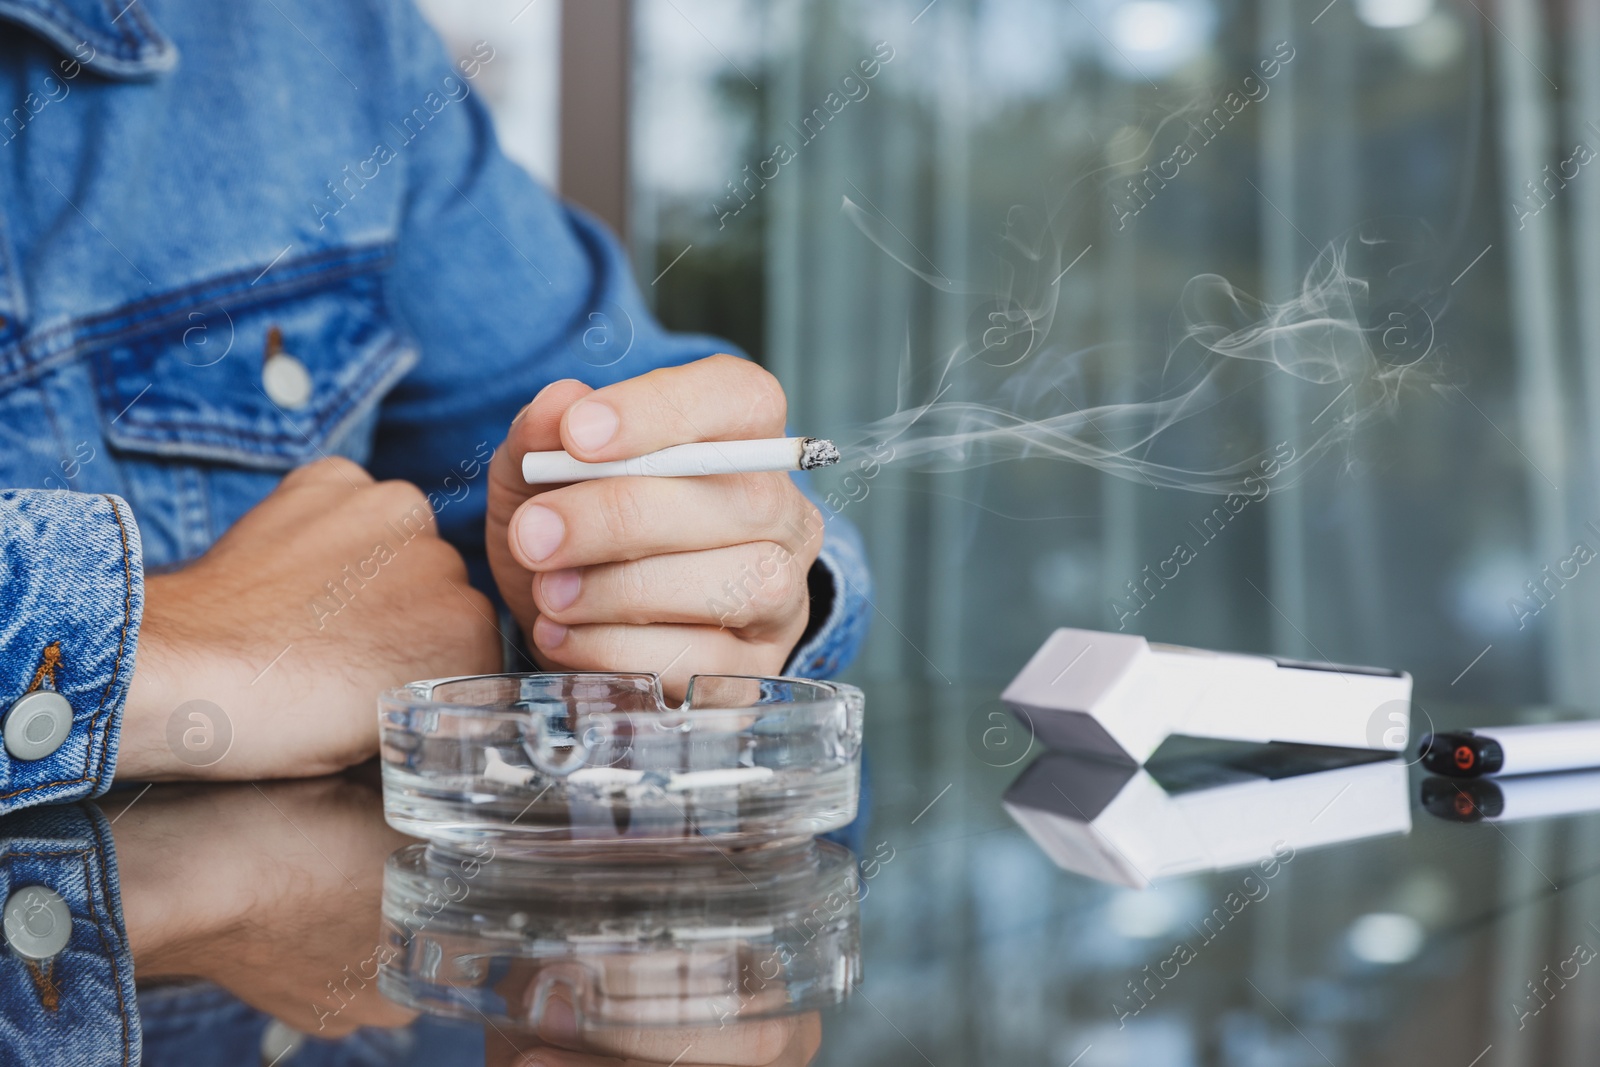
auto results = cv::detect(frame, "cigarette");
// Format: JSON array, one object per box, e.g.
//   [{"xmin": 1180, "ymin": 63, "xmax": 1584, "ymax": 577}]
[{"xmin": 522, "ymin": 436, "xmax": 840, "ymax": 483}]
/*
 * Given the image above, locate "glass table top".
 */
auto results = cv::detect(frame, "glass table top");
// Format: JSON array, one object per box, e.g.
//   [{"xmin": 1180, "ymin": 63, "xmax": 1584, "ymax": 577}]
[{"xmin": 24, "ymin": 680, "xmax": 1599, "ymax": 1066}]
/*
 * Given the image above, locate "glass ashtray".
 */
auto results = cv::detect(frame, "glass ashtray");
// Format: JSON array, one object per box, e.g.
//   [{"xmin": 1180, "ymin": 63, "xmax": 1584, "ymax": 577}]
[
  {"xmin": 379, "ymin": 673, "xmax": 863, "ymax": 856},
  {"xmin": 377, "ymin": 839, "xmax": 861, "ymax": 1029}
]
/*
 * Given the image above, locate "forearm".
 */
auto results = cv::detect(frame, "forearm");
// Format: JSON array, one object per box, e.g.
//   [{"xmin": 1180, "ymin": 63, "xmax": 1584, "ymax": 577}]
[{"xmin": 110, "ymin": 785, "xmax": 239, "ymax": 976}]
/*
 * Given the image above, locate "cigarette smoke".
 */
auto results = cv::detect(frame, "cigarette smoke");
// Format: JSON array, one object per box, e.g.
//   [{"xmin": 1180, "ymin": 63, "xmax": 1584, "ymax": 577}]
[{"xmin": 839, "ymin": 199, "xmax": 1448, "ymax": 495}]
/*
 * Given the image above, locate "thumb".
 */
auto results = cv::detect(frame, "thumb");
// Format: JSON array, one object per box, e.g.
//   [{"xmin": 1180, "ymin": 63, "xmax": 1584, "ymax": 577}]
[
  {"xmin": 490, "ymin": 378, "xmax": 595, "ymax": 497},
  {"xmin": 487, "ymin": 378, "xmax": 594, "ymax": 631}
]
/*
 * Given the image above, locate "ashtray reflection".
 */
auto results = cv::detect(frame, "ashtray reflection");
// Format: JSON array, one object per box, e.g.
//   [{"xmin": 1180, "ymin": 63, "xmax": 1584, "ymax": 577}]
[{"xmin": 377, "ymin": 838, "xmax": 861, "ymax": 1033}]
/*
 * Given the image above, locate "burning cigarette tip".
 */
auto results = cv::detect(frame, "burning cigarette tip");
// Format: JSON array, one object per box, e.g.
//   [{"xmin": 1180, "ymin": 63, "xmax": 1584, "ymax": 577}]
[{"xmin": 799, "ymin": 438, "xmax": 841, "ymax": 470}]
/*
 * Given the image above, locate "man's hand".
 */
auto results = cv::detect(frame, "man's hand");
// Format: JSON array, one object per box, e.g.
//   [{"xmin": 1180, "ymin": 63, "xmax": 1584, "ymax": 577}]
[
  {"xmin": 485, "ymin": 946, "xmax": 821, "ymax": 1066},
  {"xmin": 121, "ymin": 458, "xmax": 502, "ymax": 781},
  {"xmin": 486, "ymin": 356, "xmax": 824, "ymax": 696},
  {"xmin": 114, "ymin": 778, "xmax": 415, "ymax": 1037},
  {"xmin": 483, "ymin": 1013, "xmax": 823, "ymax": 1067}
]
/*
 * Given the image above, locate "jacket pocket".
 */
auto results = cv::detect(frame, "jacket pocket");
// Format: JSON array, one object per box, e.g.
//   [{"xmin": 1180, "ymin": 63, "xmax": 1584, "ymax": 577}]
[{"xmin": 88, "ymin": 244, "xmax": 417, "ymax": 470}]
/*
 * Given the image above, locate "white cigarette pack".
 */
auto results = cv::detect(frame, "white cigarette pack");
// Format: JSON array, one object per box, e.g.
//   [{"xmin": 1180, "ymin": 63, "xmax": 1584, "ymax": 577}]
[{"xmin": 1001, "ymin": 628, "xmax": 1412, "ymax": 765}]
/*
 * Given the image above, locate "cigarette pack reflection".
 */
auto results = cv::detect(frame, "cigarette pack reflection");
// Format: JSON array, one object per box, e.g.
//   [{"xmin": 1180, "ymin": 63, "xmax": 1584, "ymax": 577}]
[{"xmin": 1003, "ymin": 743, "xmax": 1412, "ymax": 888}]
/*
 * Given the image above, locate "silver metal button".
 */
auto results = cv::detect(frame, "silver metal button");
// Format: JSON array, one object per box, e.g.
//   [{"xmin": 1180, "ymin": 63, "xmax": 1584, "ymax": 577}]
[
  {"xmin": 260, "ymin": 1019, "xmax": 305, "ymax": 1064},
  {"xmin": 4, "ymin": 886, "xmax": 71, "ymax": 961},
  {"xmin": 263, "ymin": 353, "xmax": 313, "ymax": 409},
  {"xmin": 4, "ymin": 691, "xmax": 71, "ymax": 761}
]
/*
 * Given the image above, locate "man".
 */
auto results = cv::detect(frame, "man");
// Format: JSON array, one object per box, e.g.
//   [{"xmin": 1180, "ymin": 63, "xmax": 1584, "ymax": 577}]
[{"xmin": 0, "ymin": 0, "xmax": 869, "ymax": 810}]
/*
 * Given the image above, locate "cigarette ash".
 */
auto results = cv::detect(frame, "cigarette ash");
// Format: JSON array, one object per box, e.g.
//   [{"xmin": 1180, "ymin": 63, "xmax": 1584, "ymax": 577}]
[{"xmin": 799, "ymin": 438, "xmax": 842, "ymax": 470}]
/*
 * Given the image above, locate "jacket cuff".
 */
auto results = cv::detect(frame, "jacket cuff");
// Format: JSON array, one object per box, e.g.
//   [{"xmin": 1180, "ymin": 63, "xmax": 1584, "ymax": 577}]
[
  {"xmin": 785, "ymin": 512, "xmax": 871, "ymax": 680},
  {"xmin": 0, "ymin": 492, "xmax": 144, "ymax": 814},
  {"xmin": 0, "ymin": 802, "xmax": 138, "ymax": 1065}
]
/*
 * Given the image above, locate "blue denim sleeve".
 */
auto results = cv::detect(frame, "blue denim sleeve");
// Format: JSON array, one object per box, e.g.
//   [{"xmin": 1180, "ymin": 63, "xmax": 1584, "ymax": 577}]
[
  {"xmin": 0, "ymin": 802, "xmax": 139, "ymax": 1065},
  {"xmin": 0, "ymin": 491, "xmax": 142, "ymax": 815},
  {"xmin": 366, "ymin": 3, "xmax": 869, "ymax": 677},
  {"xmin": 785, "ymin": 499, "xmax": 872, "ymax": 679}
]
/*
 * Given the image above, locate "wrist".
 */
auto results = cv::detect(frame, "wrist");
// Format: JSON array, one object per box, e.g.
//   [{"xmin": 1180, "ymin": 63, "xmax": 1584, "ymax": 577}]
[
  {"xmin": 119, "ymin": 575, "xmax": 213, "ymax": 781},
  {"xmin": 120, "ymin": 629, "xmax": 183, "ymax": 781},
  {"xmin": 110, "ymin": 787, "xmax": 231, "ymax": 977}
]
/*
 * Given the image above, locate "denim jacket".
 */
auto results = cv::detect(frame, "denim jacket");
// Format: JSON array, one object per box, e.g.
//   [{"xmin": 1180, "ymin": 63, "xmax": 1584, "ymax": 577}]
[
  {"xmin": 0, "ymin": 3, "xmax": 872, "ymax": 1059},
  {"xmin": 0, "ymin": 0, "xmax": 871, "ymax": 814},
  {"xmin": 0, "ymin": 802, "xmax": 136, "ymax": 1066}
]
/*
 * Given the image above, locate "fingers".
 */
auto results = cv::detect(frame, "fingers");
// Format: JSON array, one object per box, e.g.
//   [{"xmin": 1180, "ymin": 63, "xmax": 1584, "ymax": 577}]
[
  {"xmin": 557, "ymin": 355, "xmax": 787, "ymax": 461},
  {"xmin": 242, "ymin": 458, "xmax": 374, "ymax": 543},
  {"xmin": 496, "ymin": 378, "xmax": 596, "ymax": 491},
  {"xmin": 502, "ymin": 1015, "xmax": 807, "ymax": 1067},
  {"xmin": 317, "ymin": 999, "xmax": 418, "ymax": 1037},
  {"xmin": 529, "ymin": 619, "xmax": 797, "ymax": 696},
  {"xmin": 216, "ymin": 457, "xmax": 435, "ymax": 550},
  {"xmin": 507, "ymin": 1040, "xmax": 805, "ymax": 1067},
  {"xmin": 281, "ymin": 455, "xmax": 376, "ymax": 492},
  {"xmin": 509, "ymin": 474, "xmax": 821, "ymax": 571},
  {"xmin": 365, "ymin": 477, "xmax": 442, "ymax": 540},
  {"xmin": 488, "ymin": 359, "xmax": 813, "ymax": 681},
  {"xmin": 531, "ymin": 543, "xmax": 812, "ymax": 634}
]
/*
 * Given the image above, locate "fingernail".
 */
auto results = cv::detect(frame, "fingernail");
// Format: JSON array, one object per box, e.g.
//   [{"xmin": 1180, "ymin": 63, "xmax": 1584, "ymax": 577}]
[
  {"xmin": 516, "ymin": 505, "xmax": 565, "ymax": 563},
  {"xmin": 540, "ymin": 569, "xmax": 582, "ymax": 612},
  {"xmin": 566, "ymin": 400, "xmax": 618, "ymax": 452},
  {"xmin": 533, "ymin": 616, "xmax": 568, "ymax": 649},
  {"xmin": 538, "ymin": 994, "xmax": 577, "ymax": 1041}
]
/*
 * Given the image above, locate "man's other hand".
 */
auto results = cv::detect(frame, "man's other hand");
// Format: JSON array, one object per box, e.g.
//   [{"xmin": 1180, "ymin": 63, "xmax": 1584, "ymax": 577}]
[{"xmin": 120, "ymin": 457, "xmax": 501, "ymax": 780}]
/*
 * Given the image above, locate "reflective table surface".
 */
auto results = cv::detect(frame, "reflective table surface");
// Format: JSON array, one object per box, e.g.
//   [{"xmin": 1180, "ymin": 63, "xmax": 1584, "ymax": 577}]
[{"xmin": 14, "ymin": 680, "xmax": 1600, "ymax": 1066}]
